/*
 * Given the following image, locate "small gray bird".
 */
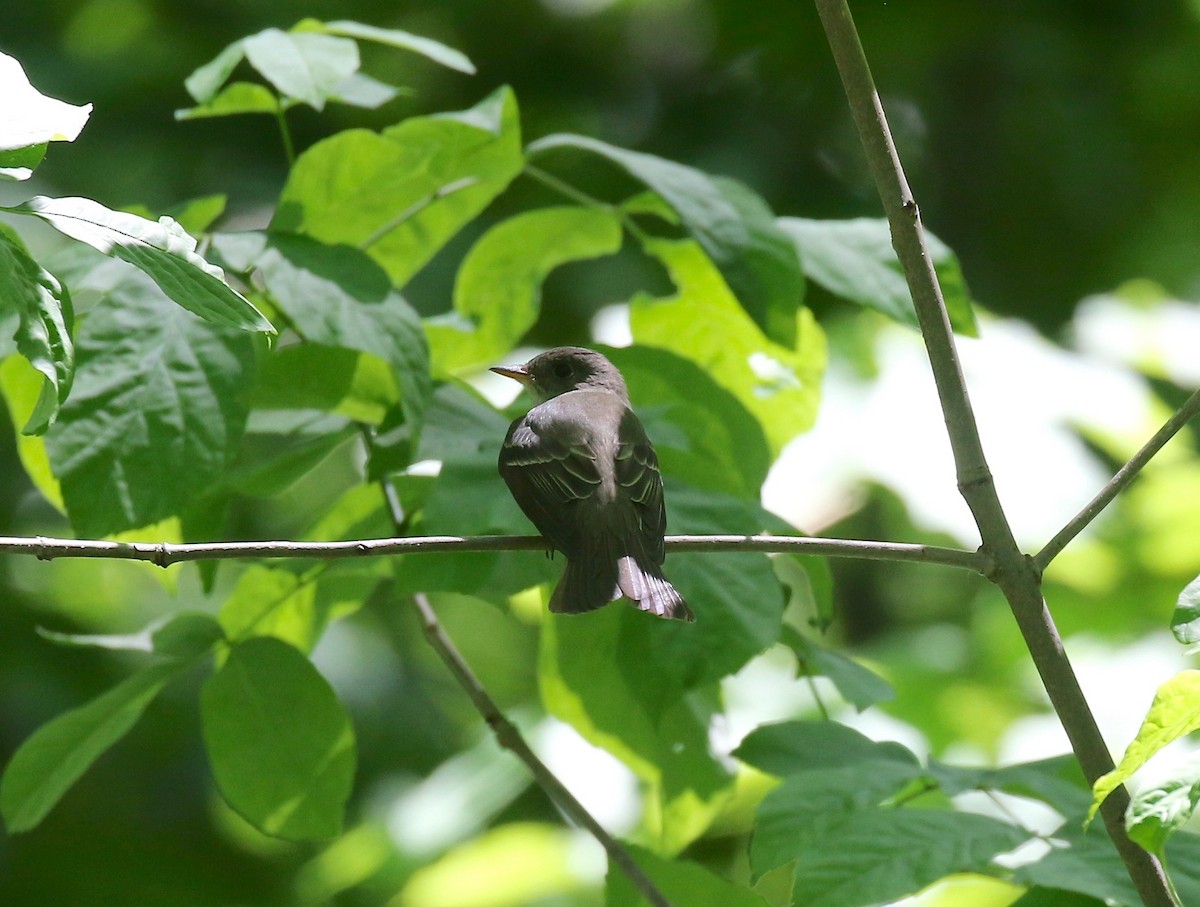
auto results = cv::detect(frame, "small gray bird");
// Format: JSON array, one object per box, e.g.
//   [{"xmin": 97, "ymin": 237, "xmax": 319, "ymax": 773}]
[{"xmin": 491, "ymin": 347, "xmax": 693, "ymax": 621}]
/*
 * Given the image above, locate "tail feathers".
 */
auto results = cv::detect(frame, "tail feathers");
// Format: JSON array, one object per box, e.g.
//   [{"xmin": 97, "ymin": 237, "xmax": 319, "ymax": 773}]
[
  {"xmin": 549, "ymin": 536, "xmax": 693, "ymax": 622},
  {"xmin": 617, "ymin": 555, "xmax": 694, "ymax": 622}
]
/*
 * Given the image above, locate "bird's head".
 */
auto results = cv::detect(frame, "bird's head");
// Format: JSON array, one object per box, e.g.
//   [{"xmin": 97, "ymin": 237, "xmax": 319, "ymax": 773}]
[{"xmin": 491, "ymin": 347, "xmax": 629, "ymax": 404}]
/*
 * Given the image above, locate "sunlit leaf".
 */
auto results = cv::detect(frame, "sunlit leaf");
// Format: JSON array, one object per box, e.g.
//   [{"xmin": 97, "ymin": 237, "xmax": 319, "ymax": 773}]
[
  {"xmin": 4, "ymin": 196, "xmax": 272, "ymax": 332},
  {"xmin": 201, "ymin": 637, "xmax": 356, "ymax": 841},
  {"xmin": 1089, "ymin": 670, "xmax": 1200, "ymax": 823},
  {"xmin": 427, "ymin": 206, "xmax": 622, "ymax": 374},
  {"xmin": 630, "ymin": 237, "xmax": 825, "ymax": 454},
  {"xmin": 528, "ymin": 133, "xmax": 804, "ymax": 347},
  {"xmin": 1127, "ymin": 768, "xmax": 1200, "ymax": 856},
  {"xmin": 317, "ymin": 19, "xmax": 475, "ymax": 74},
  {"xmin": 0, "ymin": 50, "xmax": 91, "ymax": 152},
  {"xmin": 274, "ymin": 86, "xmax": 523, "ymax": 288},
  {"xmin": 175, "ymin": 82, "xmax": 281, "ymax": 120},
  {"xmin": 242, "ymin": 29, "xmax": 359, "ymax": 111},
  {"xmin": 0, "ymin": 226, "xmax": 73, "ymax": 433}
]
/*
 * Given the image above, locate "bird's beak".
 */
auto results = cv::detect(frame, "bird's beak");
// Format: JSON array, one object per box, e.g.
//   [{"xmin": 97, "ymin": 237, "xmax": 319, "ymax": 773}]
[{"xmin": 490, "ymin": 364, "xmax": 533, "ymax": 385}]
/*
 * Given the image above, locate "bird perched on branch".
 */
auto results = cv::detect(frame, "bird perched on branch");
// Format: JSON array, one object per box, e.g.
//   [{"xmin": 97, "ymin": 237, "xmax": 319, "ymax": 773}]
[{"xmin": 491, "ymin": 347, "xmax": 693, "ymax": 621}]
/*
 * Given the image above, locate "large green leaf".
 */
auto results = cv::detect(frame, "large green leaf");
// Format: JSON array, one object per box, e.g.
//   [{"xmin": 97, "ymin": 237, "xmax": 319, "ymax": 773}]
[
  {"xmin": 527, "ymin": 133, "xmax": 804, "ymax": 347},
  {"xmin": 1089, "ymin": 669, "xmax": 1200, "ymax": 823},
  {"xmin": 0, "ymin": 659, "xmax": 189, "ymax": 832},
  {"xmin": 214, "ymin": 231, "xmax": 430, "ymax": 429},
  {"xmin": 43, "ymin": 266, "xmax": 257, "ymax": 537},
  {"xmin": 201, "ymin": 637, "xmax": 356, "ymax": 841},
  {"xmin": 0, "ymin": 226, "xmax": 73, "ymax": 433},
  {"xmin": 749, "ymin": 762, "xmax": 923, "ymax": 878},
  {"xmin": 788, "ymin": 808, "xmax": 1028, "ymax": 907},
  {"xmin": 540, "ymin": 609, "xmax": 733, "ymax": 853},
  {"xmin": 630, "ymin": 237, "xmax": 825, "ymax": 454},
  {"xmin": 274, "ymin": 86, "xmax": 523, "ymax": 288},
  {"xmin": 250, "ymin": 344, "xmax": 398, "ymax": 424},
  {"xmin": 427, "ymin": 206, "xmax": 623, "ymax": 374},
  {"xmin": 606, "ymin": 843, "xmax": 771, "ymax": 907},
  {"xmin": 4, "ymin": 196, "xmax": 272, "ymax": 332},
  {"xmin": 779, "ymin": 216, "xmax": 978, "ymax": 336},
  {"xmin": 929, "ymin": 754, "xmax": 1092, "ymax": 819}
]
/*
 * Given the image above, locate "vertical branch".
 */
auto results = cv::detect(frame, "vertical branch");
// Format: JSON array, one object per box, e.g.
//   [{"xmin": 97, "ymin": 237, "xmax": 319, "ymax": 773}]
[{"xmin": 811, "ymin": 1, "xmax": 1174, "ymax": 902}]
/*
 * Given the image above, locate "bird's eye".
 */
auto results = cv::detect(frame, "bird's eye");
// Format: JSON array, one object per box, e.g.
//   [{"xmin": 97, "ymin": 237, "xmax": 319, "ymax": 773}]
[{"xmin": 553, "ymin": 362, "xmax": 572, "ymax": 378}]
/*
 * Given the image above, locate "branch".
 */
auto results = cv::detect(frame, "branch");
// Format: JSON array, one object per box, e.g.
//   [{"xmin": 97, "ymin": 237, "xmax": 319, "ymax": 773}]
[
  {"xmin": 811, "ymin": 1, "xmax": 1174, "ymax": 902},
  {"xmin": 1036, "ymin": 385, "xmax": 1200, "ymax": 570},
  {"xmin": 0, "ymin": 533, "xmax": 987, "ymax": 572},
  {"xmin": 410, "ymin": 594, "xmax": 671, "ymax": 907}
]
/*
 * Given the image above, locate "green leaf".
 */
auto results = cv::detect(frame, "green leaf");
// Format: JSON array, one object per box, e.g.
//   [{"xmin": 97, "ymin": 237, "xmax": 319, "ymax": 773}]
[
  {"xmin": 224, "ymin": 411, "xmax": 358, "ymax": 498},
  {"xmin": 1171, "ymin": 573, "xmax": 1200, "ymax": 646},
  {"xmin": 184, "ymin": 40, "xmax": 248, "ymax": 103},
  {"xmin": 0, "ymin": 659, "xmax": 188, "ymax": 832},
  {"xmin": 216, "ymin": 231, "xmax": 431, "ymax": 429},
  {"xmin": 252, "ymin": 344, "xmax": 397, "ymax": 424},
  {"xmin": 317, "ymin": 19, "xmax": 476, "ymax": 74},
  {"xmin": 606, "ymin": 344, "xmax": 771, "ymax": 500},
  {"xmin": 0, "ymin": 227, "xmax": 74, "ymax": 433},
  {"xmin": 779, "ymin": 216, "xmax": 978, "ymax": 336},
  {"xmin": 750, "ymin": 762, "xmax": 924, "ymax": 878},
  {"xmin": 200, "ymin": 637, "xmax": 356, "ymax": 841},
  {"xmin": 1089, "ymin": 669, "xmax": 1200, "ymax": 823},
  {"xmin": 789, "ymin": 808, "xmax": 1028, "ymax": 907},
  {"xmin": 784, "ymin": 629, "xmax": 896, "ymax": 712},
  {"xmin": 0, "ymin": 354, "xmax": 66, "ymax": 510},
  {"xmin": 217, "ymin": 564, "xmax": 377, "ymax": 654},
  {"xmin": 607, "ymin": 843, "xmax": 771, "ymax": 907},
  {"xmin": 0, "ymin": 143, "xmax": 47, "ymax": 181},
  {"xmin": 427, "ymin": 206, "xmax": 623, "ymax": 374},
  {"xmin": 5, "ymin": 196, "xmax": 272, "ymax": 332},
  {"xmin": 0, "ymin": 50, "xmax": 92, "ymax": 150},
  {"xmin": 733, "ymin": 719, "xmax": 920, "ymax": 777},
  {"xmin": 326, "ymin": 72, "xmax": 405, "ymax": 109},
  {"xmin": 930, "ymin": 754, "xmax": 1092, "ymax": 820},
  {"xmin": 1126, "ymin": 766, "xmax": 1200, "ymax": 856},
  {"xmin": 539, "ymin": 609, "xmax": 733, "ymax": 853},
  {"xmin": 163, "ymin": 194, "xmax": 227, "ymax": 235},
  {"xmin": 630, "ymin": 236, "xmax": 825, "ymax": 454},
  {"xmin": 175, "ymin": 81, "xmax": 281, "ymax": 120},
  {"xmin": 274, "ymin": 86, "xmax": 523, "ymax": 288},
  {"xmin": 242, "ymin": 29, "xmax": 359, "ymax": 111},
  {"xmin": 527, "ymin": 133, "xmax": 804, "ymax": 347},
  {"xmin": 43, "ymin": 267, "xmax": 257, "ymax": 537}
]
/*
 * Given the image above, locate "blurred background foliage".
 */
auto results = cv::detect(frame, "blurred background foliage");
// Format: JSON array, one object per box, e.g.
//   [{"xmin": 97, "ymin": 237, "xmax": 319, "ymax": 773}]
[{"xmin": 2, "ymin": 1, "xmax": 1200, "ymax": 905}]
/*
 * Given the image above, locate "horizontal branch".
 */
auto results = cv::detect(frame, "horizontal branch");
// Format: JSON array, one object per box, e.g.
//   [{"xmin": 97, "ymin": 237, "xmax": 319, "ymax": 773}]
[{"xmin": 0, "ymin": 533, "xmax": 988, "ymax": 572}]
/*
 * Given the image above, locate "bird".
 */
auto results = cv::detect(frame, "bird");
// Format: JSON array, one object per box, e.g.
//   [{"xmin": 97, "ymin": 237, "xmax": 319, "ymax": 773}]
[{"xmin": 491, "ymin": 347, "xmax": 694, "ymax": 621}]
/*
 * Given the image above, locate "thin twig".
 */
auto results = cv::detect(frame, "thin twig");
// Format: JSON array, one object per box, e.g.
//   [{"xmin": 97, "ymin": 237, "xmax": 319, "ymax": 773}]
[
  {"xmin": 410, "ymin": 594, "xmax": 671, "ymax": 907},
  {"xmin": 368, "ymin": 469, "xmax": 672, "ymax": 907},
  {"xmin": 812, "ymin": 0, "xmax": 1173, "ymax": 902},
  {"xmin": 0, "ymin": 533, "xmax": 986, "ymax": 572},
  {"xmin": 1036, "ymin": 385, "xmax": 1200, "ymax": 570}
]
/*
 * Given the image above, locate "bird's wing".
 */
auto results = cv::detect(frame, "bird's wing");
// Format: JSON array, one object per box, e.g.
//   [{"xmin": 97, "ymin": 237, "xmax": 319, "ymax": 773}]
[
  {"xmin": 498, "ymin": 417, "xmax": 602, "ymax": 556},
  {"xmin": 614, "ymin": 407, "xmax": 667, "ymax": 565}
]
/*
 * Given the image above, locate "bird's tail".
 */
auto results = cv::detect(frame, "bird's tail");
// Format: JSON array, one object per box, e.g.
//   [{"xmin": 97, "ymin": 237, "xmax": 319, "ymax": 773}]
[
  {"xmin": 549, "ymin": 538, "xmax": 693, "ymax": 622},
  {"xmin": 616, "ymin": 555, "xmax": 694, "ymax": 622}
]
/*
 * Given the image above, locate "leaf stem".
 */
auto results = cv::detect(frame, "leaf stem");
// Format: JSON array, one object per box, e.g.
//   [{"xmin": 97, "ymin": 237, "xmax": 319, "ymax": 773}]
[
  {"xmin": 274, "ymin": 101, "xmax": 296, "ymax": 169},
  {"xmin": 1036, "ymin": 385, "xmax": 1200, "ymax": 570},
  {"xmin": 523, "ymin": 163, "xmax": 650, "ymax": 244},
  {"xmin": 811, "ymin": 0, "xmax": 1173, "ymax": 902},
  {"xmin": 357, "ymin": 177, "xmax": 480, "ymax": 251}
]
